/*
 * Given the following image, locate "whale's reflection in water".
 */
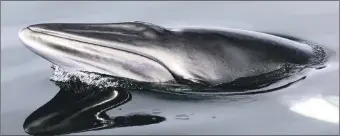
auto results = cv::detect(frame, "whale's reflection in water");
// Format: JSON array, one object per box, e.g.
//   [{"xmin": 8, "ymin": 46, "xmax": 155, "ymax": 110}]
[
  {"xmin": 22, "ymin": 64, "xmax": 312, "ymax": 135},
  {"xmin": 23, "ymin": 85, "xmax": 166, "ymax": 135}
]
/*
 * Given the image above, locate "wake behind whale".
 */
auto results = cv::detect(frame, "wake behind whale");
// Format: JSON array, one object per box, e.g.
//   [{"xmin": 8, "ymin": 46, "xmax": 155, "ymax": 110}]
[{"xmin": 18, "ymin": 21, "xmax": 328, "ymax": 95}]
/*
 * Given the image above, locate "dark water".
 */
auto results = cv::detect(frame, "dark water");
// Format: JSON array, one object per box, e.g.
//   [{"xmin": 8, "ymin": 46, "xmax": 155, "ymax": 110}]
[
  {"xmin": 1, "ymin": 1, "xmax": 339, "ymax": 135},
  {"xmin": 23, "ymin": 86, "xmax": 166, "ymax": 135}
]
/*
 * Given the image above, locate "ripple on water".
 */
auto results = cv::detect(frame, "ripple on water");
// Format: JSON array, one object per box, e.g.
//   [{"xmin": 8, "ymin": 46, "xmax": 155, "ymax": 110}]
[
  {"xmin": 175, "ymin": 114, "xmax": 190, "ymax": 120},
  {"xmin": 151, "ymin": 109, "xmax": 162, "ymax": 114}
]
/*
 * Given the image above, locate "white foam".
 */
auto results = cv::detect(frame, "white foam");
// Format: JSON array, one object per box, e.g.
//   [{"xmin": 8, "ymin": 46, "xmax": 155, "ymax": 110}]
[{"xmin": 49, "ymin": 65, "xmax": 118, "ymax": 88}]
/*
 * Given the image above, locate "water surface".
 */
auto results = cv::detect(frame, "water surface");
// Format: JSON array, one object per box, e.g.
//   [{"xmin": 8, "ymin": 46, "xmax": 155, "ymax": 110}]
[{"xmin": 1, "ymin": 1, "xmax": 339, "ymax": 135}]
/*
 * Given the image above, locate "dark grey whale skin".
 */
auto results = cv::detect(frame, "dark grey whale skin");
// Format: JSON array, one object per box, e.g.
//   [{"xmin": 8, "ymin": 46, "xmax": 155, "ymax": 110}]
[
  {"xmin": 18, "ymin": 21, "xmax": 327, "ymax": 93},
  {"xmin": 19, "ymin": 22, "xmax": 329, "ymax": 135}
]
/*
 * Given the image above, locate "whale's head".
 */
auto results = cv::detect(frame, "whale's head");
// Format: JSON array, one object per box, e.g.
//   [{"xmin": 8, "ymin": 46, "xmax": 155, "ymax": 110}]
[{"xmin": 18, "ymin": 22, "xmax": 177, "ymax": 82}]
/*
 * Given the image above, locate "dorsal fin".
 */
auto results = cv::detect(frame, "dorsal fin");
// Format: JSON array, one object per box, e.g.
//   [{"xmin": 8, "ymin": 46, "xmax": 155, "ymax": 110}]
[{"xmin": 133, "ymin": 21, "xmax": 168, "ymax": 32}]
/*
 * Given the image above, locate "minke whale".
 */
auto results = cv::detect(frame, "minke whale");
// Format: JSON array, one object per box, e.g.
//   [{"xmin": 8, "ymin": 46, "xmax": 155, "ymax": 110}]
[{"xmin": 18, "ymin": 21, "xmax": 327, "ymax": 95}]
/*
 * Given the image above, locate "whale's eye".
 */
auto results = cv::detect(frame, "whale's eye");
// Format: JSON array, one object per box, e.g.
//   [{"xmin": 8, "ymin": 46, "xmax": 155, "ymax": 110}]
[{"xmin": 142, "ymin": 30, "xmax": 158, "ymax": 39}]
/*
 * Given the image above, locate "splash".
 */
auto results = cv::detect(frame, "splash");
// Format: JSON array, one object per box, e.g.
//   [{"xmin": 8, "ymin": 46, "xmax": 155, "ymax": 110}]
[
  {"xmin": 50, "ymin": 65, "xmax": 118, "ymax": 87},
  {"xmin": 49, "ymin": 65, "xmax": 144, "ymax": 93}
]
